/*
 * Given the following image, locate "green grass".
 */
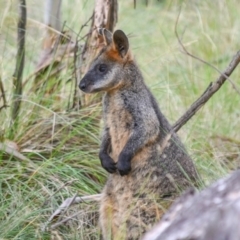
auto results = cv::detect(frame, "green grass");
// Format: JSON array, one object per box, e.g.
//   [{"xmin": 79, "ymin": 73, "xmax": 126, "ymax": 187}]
[{"xmin": 0, "ymin": 0, "xmax": 240, "ymax": 239}]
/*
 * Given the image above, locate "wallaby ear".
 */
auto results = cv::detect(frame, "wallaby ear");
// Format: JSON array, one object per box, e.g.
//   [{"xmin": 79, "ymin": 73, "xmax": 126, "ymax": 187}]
[
  {"xmin": 98, "ymin": 28, "xmax": 112, "ymax": 46},
  {"xmin": 113, "ymin": 30, "xmax": 129, "ymax": 58}
]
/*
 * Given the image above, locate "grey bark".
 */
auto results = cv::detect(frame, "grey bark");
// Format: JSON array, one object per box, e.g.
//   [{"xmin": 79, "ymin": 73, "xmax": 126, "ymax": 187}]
[{"xmin": 143, "ymin": 170, "xmax": 240, "ymax": 240}]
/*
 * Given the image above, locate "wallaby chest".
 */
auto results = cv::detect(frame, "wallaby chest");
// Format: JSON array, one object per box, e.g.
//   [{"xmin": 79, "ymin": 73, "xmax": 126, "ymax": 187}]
[{"xmin": 104, "ymin": 92, "xmax": 133, "ymax": 161}]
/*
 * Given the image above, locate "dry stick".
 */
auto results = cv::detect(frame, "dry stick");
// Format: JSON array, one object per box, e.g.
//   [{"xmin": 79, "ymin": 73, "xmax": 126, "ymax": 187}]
[
  {"xmin": 173, "ymin": 50, "xmax": 240, "ymax": 132},
  {"xmin": 11, "ymin": 0, "xmax": 26, "ymax": 123},
  {"xmin": 0, "ymin": 76, "xmax": 8, "ymax": 111}
]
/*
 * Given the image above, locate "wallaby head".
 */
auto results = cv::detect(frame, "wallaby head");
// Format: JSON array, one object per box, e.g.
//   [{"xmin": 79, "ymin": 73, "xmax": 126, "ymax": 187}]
[{"xmin": 79, "ymin": 29, "xmax": 132, "ymax": 93}]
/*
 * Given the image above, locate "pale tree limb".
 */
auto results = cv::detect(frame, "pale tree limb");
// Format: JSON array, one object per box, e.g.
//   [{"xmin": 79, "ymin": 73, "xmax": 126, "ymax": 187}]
[{"xmin": 143, "ymin": 170, "xmax": 240, "ymax": 240}]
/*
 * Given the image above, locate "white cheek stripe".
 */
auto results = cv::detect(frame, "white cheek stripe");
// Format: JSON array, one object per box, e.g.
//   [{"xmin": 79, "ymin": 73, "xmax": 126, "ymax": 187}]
[{"xmin": 93, "ymin": 69, "xmax": 116, "ymax": 90}]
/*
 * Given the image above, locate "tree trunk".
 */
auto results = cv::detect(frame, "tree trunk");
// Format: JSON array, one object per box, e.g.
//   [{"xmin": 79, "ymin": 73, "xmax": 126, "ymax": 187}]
[
  {"xmin": 42, "ymin": 0, "xmax": 62, "ymax": 50},
  {"xmin": 79, "ymin": 0, "xmax": 118, "ymax": 107},
  {"xmin": 143, "ymin": 170, "xmax": 240, "ymax": 240}
]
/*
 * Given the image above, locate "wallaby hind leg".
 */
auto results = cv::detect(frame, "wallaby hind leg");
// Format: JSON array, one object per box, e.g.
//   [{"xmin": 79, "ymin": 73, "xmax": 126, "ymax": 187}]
[
  {"xmin": 100, "ymin": 190, "xmax": 120, "ymax": 240},
  {"xmin": 117, "ymin": 197, "xmax": 169, "ymax": 240}
]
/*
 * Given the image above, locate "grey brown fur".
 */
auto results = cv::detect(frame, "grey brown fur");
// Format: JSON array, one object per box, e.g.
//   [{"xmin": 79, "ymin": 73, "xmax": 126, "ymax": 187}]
[{"xmin": 79, "ymin": 29, "xmax": 198, "ymax": 240}]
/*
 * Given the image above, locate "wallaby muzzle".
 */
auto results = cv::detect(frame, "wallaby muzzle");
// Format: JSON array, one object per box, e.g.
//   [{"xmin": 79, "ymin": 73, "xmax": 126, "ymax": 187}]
[{"xmin": 79, "ymin": 76, "xmax": 93, "ymax": 93}]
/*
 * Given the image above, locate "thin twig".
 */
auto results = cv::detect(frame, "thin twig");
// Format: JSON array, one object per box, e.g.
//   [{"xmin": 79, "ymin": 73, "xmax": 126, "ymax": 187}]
[{"xmin": 11, "ymin": 0, "xmax": 26, "ymax": 124}]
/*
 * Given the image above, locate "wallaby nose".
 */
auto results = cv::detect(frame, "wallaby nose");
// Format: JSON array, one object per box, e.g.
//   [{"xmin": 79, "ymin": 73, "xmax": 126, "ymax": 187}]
[{"xmin": 79, "ymin": 80, "xmax": 86, "ymax": 91}]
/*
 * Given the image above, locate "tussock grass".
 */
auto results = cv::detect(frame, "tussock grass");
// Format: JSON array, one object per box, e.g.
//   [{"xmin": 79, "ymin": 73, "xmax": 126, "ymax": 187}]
[{"xmin": 0, "ymin": 0, "xmax": 240, "ymax": 239}]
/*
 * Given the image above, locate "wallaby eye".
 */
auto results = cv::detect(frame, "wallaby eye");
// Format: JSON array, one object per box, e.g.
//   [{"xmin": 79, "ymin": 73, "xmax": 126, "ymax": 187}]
[{"xmin": 97, "ymin": 64, "xmax": 107, "ymax": 73}]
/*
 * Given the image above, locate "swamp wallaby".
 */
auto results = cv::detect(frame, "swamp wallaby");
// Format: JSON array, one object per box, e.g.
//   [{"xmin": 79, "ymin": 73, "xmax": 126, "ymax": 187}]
[{"xmin": 79, "ymin": 29, "xmax": 199, "ymax": 240}]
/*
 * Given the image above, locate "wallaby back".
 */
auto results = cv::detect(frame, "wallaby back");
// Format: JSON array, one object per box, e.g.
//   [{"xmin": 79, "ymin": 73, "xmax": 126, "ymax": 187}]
[{"xmin": 79, "ymin": 29, "xmax": 199, "ymax": 240}]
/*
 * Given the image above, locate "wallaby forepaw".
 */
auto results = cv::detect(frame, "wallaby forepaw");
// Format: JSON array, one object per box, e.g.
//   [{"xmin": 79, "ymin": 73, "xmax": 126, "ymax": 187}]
[
  {"xmin": 117, "ymin": 156, "xmax": 131, "ymax": 176},
  {"xmin": 99, "ymin": 153, "xmax": 117, "ymax": 173},
  {"xmin": 103, "ymin": 161, "xmax": 117, "ymax": 173}
]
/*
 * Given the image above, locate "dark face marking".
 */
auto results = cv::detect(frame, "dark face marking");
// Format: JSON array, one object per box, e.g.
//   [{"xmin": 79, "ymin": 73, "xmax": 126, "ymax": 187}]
[
  {"xmin": 79, "ymin": 54, "xmax": 125, "ymax": 93},
  {"xmin": 79, "ymin": 57, "xmax": 112, "ymax": 93}
]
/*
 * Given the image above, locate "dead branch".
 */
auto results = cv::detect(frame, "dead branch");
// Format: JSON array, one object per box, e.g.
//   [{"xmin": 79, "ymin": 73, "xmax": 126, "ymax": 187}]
[
  {"xmin": 0, "ymin": 76, "xmax": 8, "ymax": 111},
  {"xmin": 173, "ymin": 50, "xmax": 240, "ymax": 132},
  {"xmin": 11, "ymin": 0, "xmax": 26, "ymax": 124}
]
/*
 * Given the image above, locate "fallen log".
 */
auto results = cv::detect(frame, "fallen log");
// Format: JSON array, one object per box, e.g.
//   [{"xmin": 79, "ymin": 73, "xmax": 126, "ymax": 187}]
[{"xmin": 143, "ymin": 170, "xmax": 240, "ymax": 240}]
